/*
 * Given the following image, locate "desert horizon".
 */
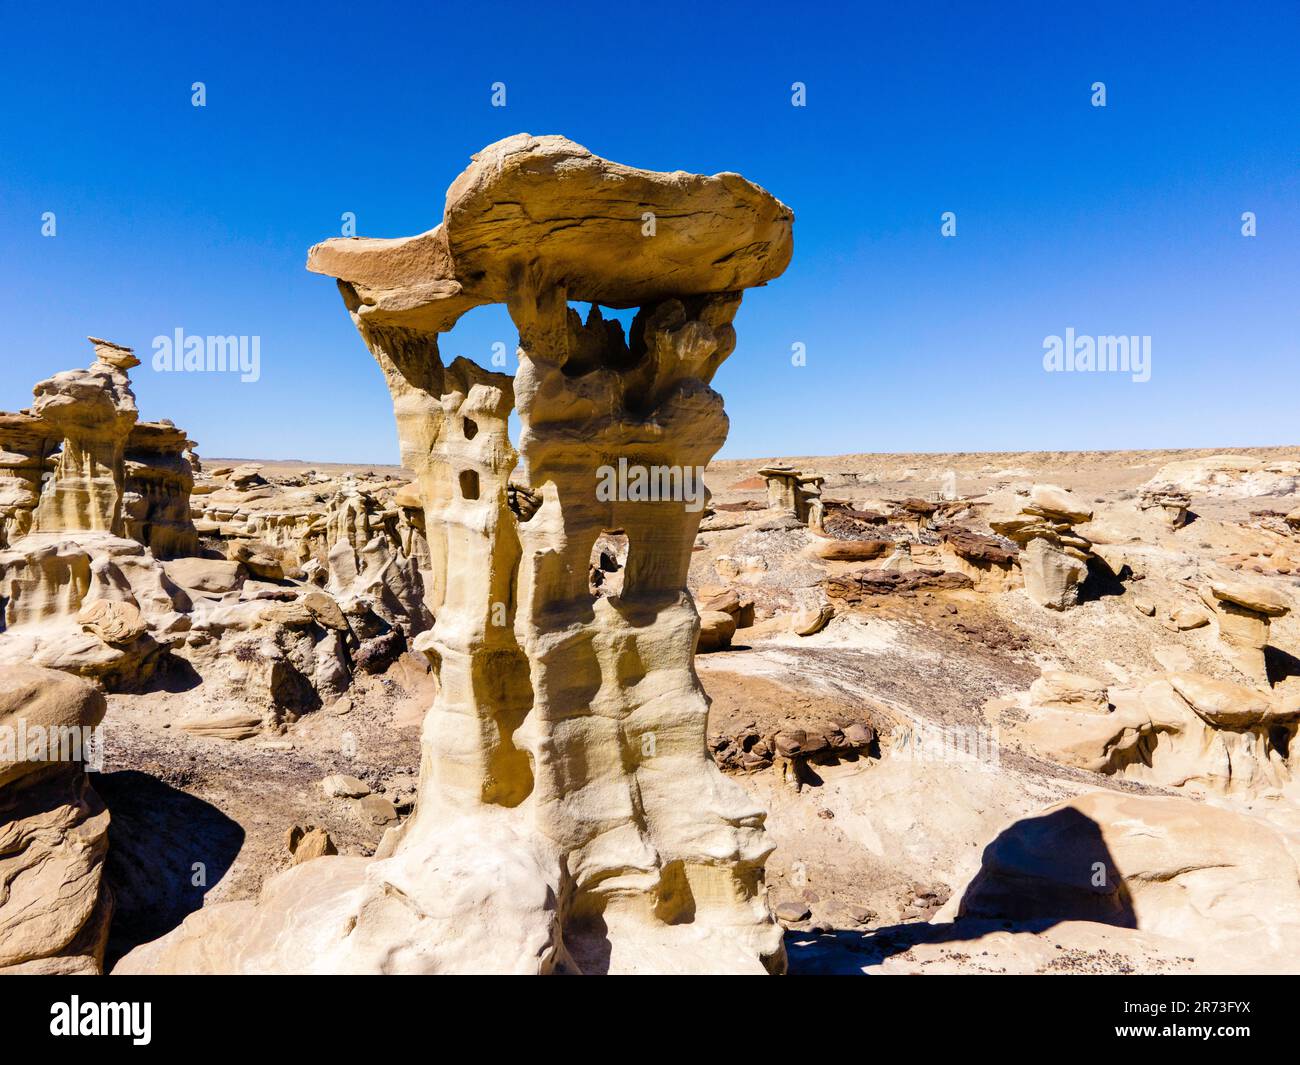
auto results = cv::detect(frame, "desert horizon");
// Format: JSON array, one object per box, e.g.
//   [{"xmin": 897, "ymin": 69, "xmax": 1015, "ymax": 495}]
[{"xmin": 2, "ymin": 0, "xmax": 1297, "ymax": 1046}]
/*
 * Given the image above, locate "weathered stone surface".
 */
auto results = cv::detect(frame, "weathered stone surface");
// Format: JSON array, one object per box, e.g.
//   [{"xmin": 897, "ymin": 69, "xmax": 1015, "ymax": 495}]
[
  {"xmin": 991, "ymin": 668, "xmax": 1297, "ymax": 797},
  {"xmin": 810, "ymin": 537, "xmax": 890, "ymax": 562},
  {"xmin": 29, "ymin": 339, "xmax": 139, "ymax": 536},
  {"xmin": 123, "ymin": 420, "xmax": 198, "ymax": 558},
  {"xmin": 1168, "ymin": 672, "xmax": 1296, "ymax": 729},
  {"xmin": 697, "ymin": 608, "xmax": 738, "ymax": 652},
  {"xmin": 1021, "ymin": 537, "xmax": 1087, "ymax": 610},
  {"xmin": 986, "ymin": 484, "xmax": 1096, "ymax": 609},
  {"xmin": 0, "ymin": 666, "xmax": 111, "ymax": 974},
  {"xmin": 1137, "ymin": 484, "xmax": 1191, "ymax": 529},
  {"xmin": 1208, "ymin": 578, "xmax": 1289, "ymax": 617},
  {"xmin": 176, "ymin": 709, "xmax": 263, "ymax": 740},
  {"xmin": 123, "ymin": 135, "xmax": 791, "ymax": 976},
  {"xmin": 286, "ymin": 825, "xmax": 337, "ymax": 865},
  {"xmin": 791, "ymin": 603, "xmax": 834, "ymax": 636},
  {"xmin": 163, "ymin": 557, "xmax": 246, "ymax": 595},
  {"xmin": 76, "ymin": 598, "xmax": 147, "ymax": 645},
  {"xmin": 825, "ymin": 567, "xmax": 973, "ymax": 602},
  {"xmin": 1141, "ymin": 455, "xmax": 1299, "ymax": 498},
  {"xmin": 1029, "ymin": 670, "xmax": 1109, "ymax": 715},
  {"xmin": 321, "ymin": 773, "xmax": 370, "ymax": 799},
  {"xmin": 1025, "ymin": 483, "xmax": 1093, "ymax": 524},
  {"xmin": 1197, "ymin": 578, "xmax": 1291, "ymax": 685}
]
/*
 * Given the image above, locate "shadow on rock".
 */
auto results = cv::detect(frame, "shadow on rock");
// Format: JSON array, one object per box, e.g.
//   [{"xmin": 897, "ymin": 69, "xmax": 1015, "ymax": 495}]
[{"xmin": 788, "ymin": 804, "xmax": 1134, "ymax": 974}]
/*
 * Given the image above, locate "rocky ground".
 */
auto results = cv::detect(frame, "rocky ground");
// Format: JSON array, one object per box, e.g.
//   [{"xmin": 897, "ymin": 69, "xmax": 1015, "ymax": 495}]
[{"xmin": 85, "ymin": 444, "xmax": 1300, "ymax": 974}]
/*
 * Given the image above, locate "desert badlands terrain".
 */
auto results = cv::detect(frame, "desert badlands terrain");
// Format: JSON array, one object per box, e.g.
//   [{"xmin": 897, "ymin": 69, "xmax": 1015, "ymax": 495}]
[{"xmin": 3, "ymin": 136, "xmax": 1299, "ymax": 976}]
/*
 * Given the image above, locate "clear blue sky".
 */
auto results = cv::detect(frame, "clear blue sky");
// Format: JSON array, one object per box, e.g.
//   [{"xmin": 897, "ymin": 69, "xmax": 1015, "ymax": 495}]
[{"xmin": 2, "ymin": 1, "xmax": 1296, "ymax": 463}]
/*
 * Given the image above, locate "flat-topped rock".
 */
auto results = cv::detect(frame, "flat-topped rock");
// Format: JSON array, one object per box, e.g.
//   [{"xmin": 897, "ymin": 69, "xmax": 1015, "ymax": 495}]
[
  {"xmin": 1209, "ymin": 578, "xmax": 1289, "ymax": 617},
  {"xmin": 308, "ymin": 133, "xmax": 794, "ymax": 322}
]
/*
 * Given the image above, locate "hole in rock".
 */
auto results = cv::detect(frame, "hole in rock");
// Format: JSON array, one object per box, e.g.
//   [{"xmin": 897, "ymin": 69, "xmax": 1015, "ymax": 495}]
[
  {"xmin": 589, "ymin": 530, "xmax": 627, "ymax": 597},
  {"xmin": 459, "ymin": 470, "xmax": 480, "ymax": 499},
  {"xmin": 463, "ymin": 416, "xmax": 478, "ymax": 440}
]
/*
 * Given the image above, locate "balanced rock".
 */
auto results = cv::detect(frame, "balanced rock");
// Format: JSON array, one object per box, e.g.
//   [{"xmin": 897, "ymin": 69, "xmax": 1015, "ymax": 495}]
[{"xmin": 121, "ymin": 134, "xmax": 793, "ymax": 976}]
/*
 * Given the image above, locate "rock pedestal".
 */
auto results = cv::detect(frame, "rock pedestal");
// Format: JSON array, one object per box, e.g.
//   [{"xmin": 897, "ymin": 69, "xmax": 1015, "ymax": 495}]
[
  {"xmin": 117, "ymin": 133, "xmax": 794, "ymax": 975},
  {"xmin": 989, "ymin": 483, "xmax": 1094, "ymax": 609}
]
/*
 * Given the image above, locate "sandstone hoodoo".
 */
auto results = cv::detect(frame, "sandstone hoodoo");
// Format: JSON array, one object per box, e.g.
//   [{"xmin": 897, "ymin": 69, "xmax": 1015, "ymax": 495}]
[
  {"xmin": 118, "ymin": 134, "xmax": 795, "ymax": 975},
  {"xmin": 988, "ymin": 483, "xmax": 1096, "ymax": 609}
]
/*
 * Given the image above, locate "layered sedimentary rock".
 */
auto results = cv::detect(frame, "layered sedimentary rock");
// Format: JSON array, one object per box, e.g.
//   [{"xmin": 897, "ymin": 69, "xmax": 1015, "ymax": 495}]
[
  {"xmin": 0, "ymin": 666, "xmax": 112, "ymax": 974},
  {"xmin": 1197, "ymin": 578, "xmax": 1291, "ymax": 686},
  {"xmin": 1137, "ymin": 484, "xmax": 1191, "ymax": 529},
  {"xmin": 1141, "ymin": 454, "xmax": 1299, "ymax": 498},
  {"xmin": 988, "ymin": 484, "xmax": 1094, "ymax": 609},
  {"xmin": 987, "ymin": 667, "xmax": 1300, "ymax": 796},
  {"xmin": 0, "ymin": 412, "xmax": 53, "ymax": 548},
  {"xmin": 123, "ymin": 420, "xmax": 198, "ymax": 558},
  {"xmin": 759, "ymin": 465, "xmax": 824, "ymax": 526},
  {"xmin": 120, "ymin": 133, "xmax": 793, "ymax": 974},
  {"xmin": 939, "ymin": 527, "xmax": 1019, "ymax": 592},
  {"xmin": 0, "ymin": 341, "xmax": 193, "ymax": 686}
]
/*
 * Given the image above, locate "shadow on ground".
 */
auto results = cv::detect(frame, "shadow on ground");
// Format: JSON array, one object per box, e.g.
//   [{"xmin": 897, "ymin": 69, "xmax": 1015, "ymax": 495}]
[{"xmin": 96, "ymin": 770, "xmax": 245, "ymax": 969}]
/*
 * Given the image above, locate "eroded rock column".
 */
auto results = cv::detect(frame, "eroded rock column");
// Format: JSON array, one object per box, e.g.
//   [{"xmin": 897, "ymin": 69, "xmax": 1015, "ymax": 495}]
[{"xmin": 507, "ymin": 277, "xmax": 780, "ymax": 969}]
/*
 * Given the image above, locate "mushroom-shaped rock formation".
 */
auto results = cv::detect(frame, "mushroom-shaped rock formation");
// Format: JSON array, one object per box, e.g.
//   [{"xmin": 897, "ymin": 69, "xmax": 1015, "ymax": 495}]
[
  {"xmin": 988, "ymin": 483, "xmax": 1095, "ymax": 609},
  {"xmin": 119, "ymin": 134, "xmax": 793, "ymax": 975}
]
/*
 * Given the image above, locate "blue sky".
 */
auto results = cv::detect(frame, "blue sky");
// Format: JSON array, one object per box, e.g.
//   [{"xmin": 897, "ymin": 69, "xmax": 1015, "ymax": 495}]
[{"xmin": 1, "ymin": 1, "xmax": 1296, "ymax": 463}]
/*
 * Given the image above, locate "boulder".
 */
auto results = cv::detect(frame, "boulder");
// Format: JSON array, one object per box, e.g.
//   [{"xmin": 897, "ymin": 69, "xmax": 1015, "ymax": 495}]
[
  {"xmin": 791, "ymin": 603, "xmax": 834, "ymax": 636},
  {"xmin": 76, "ymin": 598, "xmax": 147, "ymax": 645},
  {"xmin": 1021, "ymin": 537, "xmax": 1087, "ymax": 610},
  {"xmin": 176, "ymin": 709, "xmax": 263, "ymax": 740},
  {"xmin": 163, "ymin": 557, "xmax": 246, "ymax": 595},
  {"xmin": 286, "ymin": 825, "xmax": 338, "ymax": 865},
  {"xmin": 1168, "ymin": 672, "xmax": 1295, "ymax": 729},
  {"xmin": 810, "ymin": 537, "xmax": 891, "ymax": 562},
  {"xmin": 321, "ymin": 774, "xmax": 371, "ymax": 799},
  {"xmin": 1209, "ymin": 578, "xmax": 1289, "ymax": 617},
  {"xmin": 697, "ymin": 609, "xmax": 737, "ymax": 653}
]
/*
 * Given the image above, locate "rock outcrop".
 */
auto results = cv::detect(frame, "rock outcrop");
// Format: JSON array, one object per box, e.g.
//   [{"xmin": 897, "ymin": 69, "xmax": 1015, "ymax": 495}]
[
  {"xmin": 939, "ymin": 527, "xmax": 1019, "ymax": 592},
  {"xmin": 1197, "ymin": 577, "xmax": 1291, "ymax": 686},
  {"xmin": 0, "ymin": 666, "xmax": 112, "ymax": 974},
  {"xmin": 944, "ymin": 791, "xmax": 1300, "ymax": 958},
  {"xmin": 988, "ymin": 484, "xmax": 1094, "ymax": 609},
  {"xmin": 1137, "ymin": 484, "xmax": 1191, "ymax": 529},
  {"xmin": 29, "ymin": 339, "xmax": 143, "ymax": 536},
  {"xmin": 0, "ymin": 412, "xmax": 53, "ymax": 548},
  {"xmin": 0, "ymin": 340, "xmax": 206, "ymax": 682},
  {"xmin": 1141, "ymin": 454, "xmax": 1299, "ymax": 499},
  {"xmin": 759, "ymin": 465, "xmax": 824, "ymax": 526},
  {"xmin": 118, "ymin": 134, "xmax": 793, "ymax": 975},
  {"xmin": 123, "ymin": 420, "xmax": 198, "ymax": 559},
  {"xmin": 988, "ymin": 666, "xmax": 1299, "ymax": 796}
]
